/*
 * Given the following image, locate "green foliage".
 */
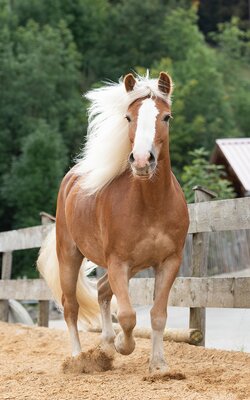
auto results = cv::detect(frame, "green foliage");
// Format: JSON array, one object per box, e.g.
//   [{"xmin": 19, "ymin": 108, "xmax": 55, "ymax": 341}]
[
  {"xmin": 2, "ymin": 120, "xmax": 67, "ymax": 279},
  {"xmin": 149, "ymin": 7, "xmax": 248, "ymax": 175},
  {"xmin": 210, "ymin": 18, "xmax": 250, "ymax": 137},
  {"xmin": 181, "ymin": 148, "xmax": 235, "ymax": 203},
  {"xmin": 0, "ymin": 2, "xmax": 84, "ymax": 232},
  {"xmin": 99, "ymin": 0, "xmax": 168, "ymax": 79},
  {"xmin": 2, "ymin": 120, "xmax": 67, "ymax": 227},
  {"xmin": 213, "ymin": 17, "xmax": 250, "ymax": 62},
  {"xmin": 198, "ymin": 0, "xmax": 249, "ymax": 36}
]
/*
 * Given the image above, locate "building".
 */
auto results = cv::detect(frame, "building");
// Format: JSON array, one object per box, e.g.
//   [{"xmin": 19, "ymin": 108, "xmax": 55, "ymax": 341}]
[{"xmin": 211, "ymin": 138, "xmax": 250, "ymax": 197}]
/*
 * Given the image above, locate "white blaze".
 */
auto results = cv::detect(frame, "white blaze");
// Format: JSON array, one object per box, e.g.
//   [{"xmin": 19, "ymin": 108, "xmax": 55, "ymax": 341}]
[{"xmin": 133, "ymin": 98, "xmax": 159, "ymax": 157}]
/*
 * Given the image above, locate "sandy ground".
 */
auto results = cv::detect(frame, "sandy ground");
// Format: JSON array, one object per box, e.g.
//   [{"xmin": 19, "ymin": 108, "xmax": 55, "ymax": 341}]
[{"xmin": 0, "ymin": 322, "xmax": 250, "ymax": 400}]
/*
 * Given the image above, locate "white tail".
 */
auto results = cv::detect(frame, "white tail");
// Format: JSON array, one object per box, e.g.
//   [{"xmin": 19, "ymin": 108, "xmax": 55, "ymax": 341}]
[{"xmin": 37, "ymin": 226, "xmax": 101, "ymax": 329}]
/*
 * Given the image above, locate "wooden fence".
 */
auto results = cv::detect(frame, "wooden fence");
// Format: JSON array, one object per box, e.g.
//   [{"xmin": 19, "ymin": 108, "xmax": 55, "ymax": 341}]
[{"xmin": 0, "ymin": 189, "xmax": 250, "ymax": 346}]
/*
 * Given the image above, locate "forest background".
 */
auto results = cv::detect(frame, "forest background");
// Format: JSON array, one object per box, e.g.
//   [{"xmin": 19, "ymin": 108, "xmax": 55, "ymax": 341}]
[{"xmin": 0, "ymin": 0, "xmax": 250, "ymax": 276}]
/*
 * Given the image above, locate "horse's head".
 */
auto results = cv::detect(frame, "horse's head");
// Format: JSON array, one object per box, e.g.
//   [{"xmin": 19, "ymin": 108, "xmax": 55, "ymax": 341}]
[{"xmin": 124, "ymin": 72, "xmax": 173, "ymax": 178}]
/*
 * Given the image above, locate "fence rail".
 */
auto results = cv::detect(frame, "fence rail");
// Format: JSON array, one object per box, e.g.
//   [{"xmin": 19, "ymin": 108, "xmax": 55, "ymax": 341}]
[
  {"xmin": 188, "ymin": 197, "xmax": 250, "ymax": 233},
  {"xmin": 0, "ymin": 225, "xmax": 52, "ymax": 252},
  {"xmin": 1, "ymin": 197, "xmax": 250, "ymax": 253},
  {"xmin": 1, "ymin": 192, "xmax": 250, "ymax": 346},
  {"xmin": 1, "ymin": 276, "xmax": 249, "ymax": 309}
]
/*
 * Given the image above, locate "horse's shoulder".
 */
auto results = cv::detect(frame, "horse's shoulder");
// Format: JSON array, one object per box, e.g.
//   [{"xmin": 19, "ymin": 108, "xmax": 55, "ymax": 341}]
[{"xmin": 58, "ymin": 167, "xmax": 81, "ymax": 201}]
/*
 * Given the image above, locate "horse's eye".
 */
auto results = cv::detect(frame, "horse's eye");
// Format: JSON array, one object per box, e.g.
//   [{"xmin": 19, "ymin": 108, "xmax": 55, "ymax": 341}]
[
  {"xmin": 163, "ymin": 114, "xmax": 171, "ymax": 123},
  {"xmin": 125, "ymin": 115, "xmax": 131, "ymax": 122}
]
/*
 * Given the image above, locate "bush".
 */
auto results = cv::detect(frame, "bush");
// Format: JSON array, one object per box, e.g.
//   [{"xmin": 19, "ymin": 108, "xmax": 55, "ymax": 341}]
[{"xmin": 181, "ymin": 148, "xmax": 235, "ymax": 203}]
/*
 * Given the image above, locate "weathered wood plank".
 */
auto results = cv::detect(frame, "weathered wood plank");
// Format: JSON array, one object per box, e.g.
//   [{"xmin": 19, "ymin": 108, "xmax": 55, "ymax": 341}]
[
  {"xmin": 38, "ymin": 301, "xmax": 50, "ymax": 327},
  {"xmin": 0, "ymin": 225, "xmax": 53, "ymax": 252},
  {"xmin": 37, "ymin": 214, "xmax": 53, "ymax": 327},
  {"xmin": 0, "ymin": 279, "xmax": 52, "ymax": 301},
  {"xmin": 0, "ymin": 252, "xmax": 13, "ymax": 322},
  {"xmin": 1, "ymin": 198, "xmax": 250, "ymax": 253},
  {"xmin": 188, "ymin": 197, "xmax": 250, "ymax": 233},
  {"xmin": 0, "ymin": 299, "xmax": 9, "ymax": 321},
  {"xmin": 129, "ymin": 277, "xmax": 250, "ymax": 308},
  {"xmin": 89, "ymin": 325, "xmax": 203, "ymax": 345},
  {"xmin": 189, "ymin": 187, "xmax": 213, "ymax": 346},
  {"xmin": 0, "ymin": 277, "xmax": 249, "ymax": 309},
  {"xmin": 1, "ymin": 252, "xmax": 13, "ymax": 279}
]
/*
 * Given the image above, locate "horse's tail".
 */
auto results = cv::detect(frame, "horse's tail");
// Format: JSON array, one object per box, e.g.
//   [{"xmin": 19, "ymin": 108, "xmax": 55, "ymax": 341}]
[{"xmin": 37, "ymin": 225, "xmax": 101, "ymax": 329}]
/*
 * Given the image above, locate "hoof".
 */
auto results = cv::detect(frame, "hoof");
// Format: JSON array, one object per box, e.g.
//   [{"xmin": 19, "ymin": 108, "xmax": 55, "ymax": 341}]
[
  {"xmin": 149, "ymin": 362, "xmax": 170, "ymax": 376},
  {"xmin": 99, "ymin": 339, "xmax": 116, "ymax": 354},
  {"xmin": 100, "ymin": 332, "xmax": 116, "ymax": 345},
  {"xmin": 114, "ymin": 331, "xmax": 135, "ymax": 355}
]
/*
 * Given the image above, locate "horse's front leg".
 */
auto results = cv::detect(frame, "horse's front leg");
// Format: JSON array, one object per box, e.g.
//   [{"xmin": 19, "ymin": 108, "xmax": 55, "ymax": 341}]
[
  {"xmin": 150, "ymin": 255, "xmax": 181, "ymax": 374},
  {"xmin": 59, "ymin": 249, "xmax": 83, "ymax": 357},
  {"xmin": 108, "ymin": 262, "xmax": 136, "ymax": 355},
  {"xmin": 97, "ymin": 272, "xmax": 116, "ymax": 347}
]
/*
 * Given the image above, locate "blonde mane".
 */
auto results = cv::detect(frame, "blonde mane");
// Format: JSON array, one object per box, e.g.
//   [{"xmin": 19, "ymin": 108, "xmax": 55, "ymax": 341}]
[{"xmin": 75, "ymin": 73, "xmax": 171, "ymax": 195}]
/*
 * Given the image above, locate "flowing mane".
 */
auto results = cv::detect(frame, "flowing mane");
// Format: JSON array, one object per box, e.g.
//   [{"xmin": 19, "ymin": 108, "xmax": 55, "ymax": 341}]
[{"xmin": 75, "ymin": 73, "xmax": 172, "ymax": 195}]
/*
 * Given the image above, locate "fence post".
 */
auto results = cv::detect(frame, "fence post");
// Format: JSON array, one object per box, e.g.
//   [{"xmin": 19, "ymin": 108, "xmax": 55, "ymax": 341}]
[
  {"xmin": 38, "ymin": 212, "xmax": 55, "ymax": 327},
  {"xmin": 0, "ymin": 252, "xmax": 13, "ymax": 321},
  {"xmin": 189, "ymin": 186, "xmax": 216, "ymax": 346}
]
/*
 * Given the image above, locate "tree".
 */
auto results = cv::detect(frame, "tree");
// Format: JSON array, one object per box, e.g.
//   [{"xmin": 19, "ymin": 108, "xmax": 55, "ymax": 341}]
[
  {"xmin": 12, "ymin": 0, "xmax": 110, "ymax": 83},
  {"xmin": 2, "ymin": 120, "xmax": 67, "ymax": 227},
  {"xmin": 2, "ymin": 120, "xmax": 67, "ymax": 278},
  {"xmin": 181, "ymin": 148, "xmax": 235, "ymax": 203},
  {"xmin": 198, "ymin": 0, "xmax": 249, "ymax": 36},
  {"xmin": 149, "ymin": 7, "xmax": 240, "ymax": 175},
  {"xmin": 98, "ymin": 0, "xmax": 168, "ymax": 79},
  {"xmin": 210, "ymin": 18, "xmax": 250, "ymax": 137},
  {"xmin": 0, "ymin": 4, "xmax": 84, "ymax": 231}
]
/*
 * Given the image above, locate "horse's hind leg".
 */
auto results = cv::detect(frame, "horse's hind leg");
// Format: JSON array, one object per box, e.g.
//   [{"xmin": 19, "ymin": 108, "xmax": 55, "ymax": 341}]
[
  {"xmin": 58, "ymin": 243, "xmax": 84, "ymax": 357},
  {"xmin": 108, "ymin": 262, "xmax": 136, "ymax": 355},
  {"xmin": 149, "ymin": 255, "xmax": 181, "ymax": 374},
  {"xmin": 97, "ymin": 272, "xmax": 116, "ymax": 346}
]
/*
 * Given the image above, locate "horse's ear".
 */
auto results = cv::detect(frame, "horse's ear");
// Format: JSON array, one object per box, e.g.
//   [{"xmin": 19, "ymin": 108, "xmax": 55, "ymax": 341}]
[
  {"xmin": 124, "ymin": 73, "xmax": 136, "ymax": 92},
  {"xmin": 158, "ymin": 72, "xmax": 173, "ymax": 96}
]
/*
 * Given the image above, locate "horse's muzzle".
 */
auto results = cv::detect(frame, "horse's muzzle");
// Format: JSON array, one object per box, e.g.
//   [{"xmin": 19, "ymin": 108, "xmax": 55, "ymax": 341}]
[{"xmin": 131, "ymin": 163, "xmax": 156, "ymax": 178}]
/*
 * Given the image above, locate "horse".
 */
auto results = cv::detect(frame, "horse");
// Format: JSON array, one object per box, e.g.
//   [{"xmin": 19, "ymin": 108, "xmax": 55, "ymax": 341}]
[{"xmin": 37, "ymin": 71, "xmax": 189, "ymax": 375}]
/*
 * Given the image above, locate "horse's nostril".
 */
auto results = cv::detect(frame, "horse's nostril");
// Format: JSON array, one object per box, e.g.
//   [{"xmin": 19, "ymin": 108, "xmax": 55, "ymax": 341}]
[
  {"xmin": 149, "ymin": 152, "xmax": 155, "ymax": 164},
  {"xmin": 129, "ymin": 152, "xmax": 135, "ymax": 163}
]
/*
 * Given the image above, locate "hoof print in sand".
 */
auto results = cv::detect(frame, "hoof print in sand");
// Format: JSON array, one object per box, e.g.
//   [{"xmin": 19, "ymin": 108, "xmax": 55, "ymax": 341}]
[
  {"xmin": 62, "ymin": 346, "xmax": 114, "ymax": 374},
  {"xmin": 143, "ymin": 371, "xmax": 186, "ymax": 382}
]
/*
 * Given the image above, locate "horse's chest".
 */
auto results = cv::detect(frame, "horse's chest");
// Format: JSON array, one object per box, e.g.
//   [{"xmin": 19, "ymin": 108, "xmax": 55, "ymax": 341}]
[{"xmin": 131, "ymin": 228, "xmax": 174, "ymax": 265}]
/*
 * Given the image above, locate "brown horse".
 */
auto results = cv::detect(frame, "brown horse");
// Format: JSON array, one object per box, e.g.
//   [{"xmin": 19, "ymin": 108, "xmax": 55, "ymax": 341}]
[{"xmin": 37, "ymin": 72, "xmax": 189, "ymax": 374}]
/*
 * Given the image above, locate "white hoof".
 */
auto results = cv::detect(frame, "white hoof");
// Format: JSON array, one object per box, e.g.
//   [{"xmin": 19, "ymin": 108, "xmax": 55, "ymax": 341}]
[{"xmin": 149, "ymin": 360, "xmax": 169, "ymax": 375}]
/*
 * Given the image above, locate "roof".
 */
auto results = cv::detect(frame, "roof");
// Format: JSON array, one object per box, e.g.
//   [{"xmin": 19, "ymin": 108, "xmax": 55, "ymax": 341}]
[{"xmin": 211, "ymin": 138, "xmax": 250, "ymax": 196}]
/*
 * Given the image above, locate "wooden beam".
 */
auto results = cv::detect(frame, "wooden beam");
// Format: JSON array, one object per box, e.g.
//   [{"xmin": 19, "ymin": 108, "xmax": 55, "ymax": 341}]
[
  {"xmin": 0, "ymin": 300, "xmax": 9, "ymax": 322},
  {"xmin": 188, "ymin": 197, "xmax": 250, "ymax": 233},
  {"xmin": 0, "ymin": 225, "xmax": 53, "ymax": 252},
  {"xmin": 1, "ymin": 198, "xmax": 250, "ymax": 253},
  {"xmin": 128, "ymin": 277, "xmax": 250, "ymax": 308},
  {"xmin": 0, "ymin": 277, "xmax": 249, "ymax": 309},
  {"xmin": 38, "ymin": 214, "xmax": 54, "ymax": 327},
  {"xmin": 189, "ymin": 187, "xmax": 214, "ymax": 346},
  {"xmin": 89, "ymin": 326, "xmax": 203, "ymax": 345},
  {"xmin": 0, "ymin": 279, "xmax": 52, "ymax": 301},
  {"xmin": 38, "ymin": 300, "xmax": 50, "ymax": 327},
  {"xmin": 0, "ymin": 252, "xmax": 13, "ymax": 322},
  {"xmin": 1, "ymin": 252, "xmax": 13, "ymax": 279}
]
